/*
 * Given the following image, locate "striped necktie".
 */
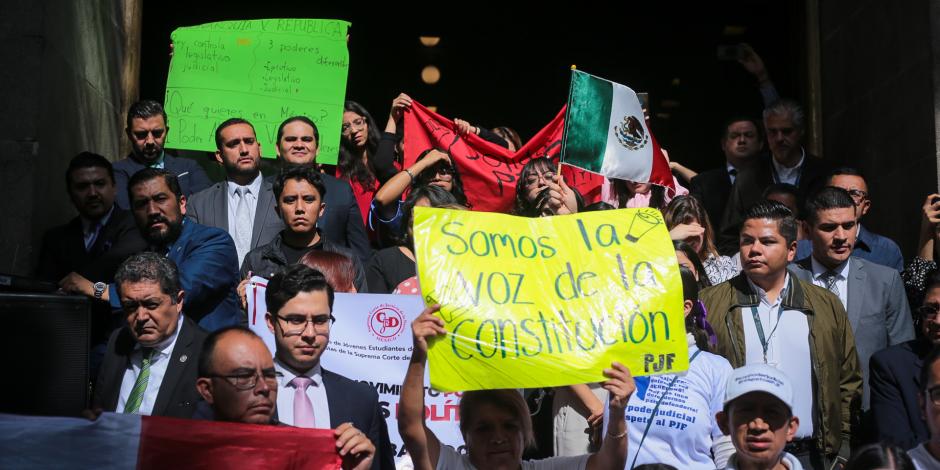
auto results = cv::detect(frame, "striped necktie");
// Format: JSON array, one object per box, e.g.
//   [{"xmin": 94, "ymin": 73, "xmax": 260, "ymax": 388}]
[
  {"xmin": 821, "ymin": 271, "xmax": 840, "ymax": 298},
  {"xmin": 123, "ymin": 348, "xmax": 154, "ymax": 414}
]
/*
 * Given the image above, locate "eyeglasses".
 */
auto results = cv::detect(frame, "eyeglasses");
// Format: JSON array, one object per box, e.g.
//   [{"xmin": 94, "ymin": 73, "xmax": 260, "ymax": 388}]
[
  {"xmin": 927, "ymin": 385, "xmax": 940, "ymax": 406},
  {"xmin": 524, "ymin": 170, "xmax": 555, "ymax": 186},
  {"xmin": 274, "ymin": 313, "xmax": 334, "ymax": 336},
  {"xmin": 918, "ymin": 304, "xmax": 940, "ymax": 319},
  {"xmin": 846, "ymin": 189, "xmax": 868, "ymax": 204},
  {"xmin": 211, "ymin": 368, "xmax": 279, "ymax": 391},
  {"xmin": 341, "ymin": 118, "xmax": 367, "ymax": 135}
]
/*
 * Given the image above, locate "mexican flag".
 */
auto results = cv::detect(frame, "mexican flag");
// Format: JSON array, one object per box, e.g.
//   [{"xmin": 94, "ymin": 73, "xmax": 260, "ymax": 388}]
[
  {"xmin": 0, "ymin": 412, "xmax": 341, "ymax": 469},
  {"xmin": 562, "ymin": 69, "xmax": 674, "ymax": 191}
]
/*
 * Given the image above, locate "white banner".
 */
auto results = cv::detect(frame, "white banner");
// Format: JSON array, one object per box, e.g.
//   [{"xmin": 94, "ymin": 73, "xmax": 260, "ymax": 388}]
[{"xmin": 246, "ymin": 278, "xmax": 465, "ymax": 466}]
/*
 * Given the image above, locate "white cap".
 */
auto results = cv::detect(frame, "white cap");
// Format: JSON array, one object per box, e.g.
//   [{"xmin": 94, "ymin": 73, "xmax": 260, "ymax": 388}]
[{"xmin": 724, "ymin": 364, "xmax": 794, "ymax": 412}]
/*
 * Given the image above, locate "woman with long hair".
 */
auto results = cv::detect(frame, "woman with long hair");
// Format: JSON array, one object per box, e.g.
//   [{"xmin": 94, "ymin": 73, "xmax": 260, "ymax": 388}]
[
  {"xmin": 512, "ymin": 157, "xmax": 582, "ymax": 216},
  {"xmin": 338, "ymin": 100, "xmax": 391, "ymax": 228},
  {"xmin": 664, "ymin": 195, "xmax": 741, "ymax": 285}
]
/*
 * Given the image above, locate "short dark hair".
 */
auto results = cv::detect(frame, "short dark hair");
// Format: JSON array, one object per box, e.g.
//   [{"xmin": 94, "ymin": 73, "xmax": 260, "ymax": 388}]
[
  {"xmin": 127, "ymin": 168, "xmax": 182, "ymax": 203},
  {"xmin": 829, "ymin": 166, "xmax": 865, "ymax": 180},
  {"xmin": 804, "ymin": 186, "xmax": 856, "ymax": 225},
  {"xmin": 921, "ymin": 346, "xmax": 940, "ymax": 394},
  {"xmin": 277, "ymin": 116, "xmax": 320, "ymax": 146},
  {"xmin": 198, "ymin": 326, "xmax": 261, "ymax": 377},
  {"xmin": 66, "ymin": 151, "xmax": 114, "ymax": 187},
  {"xmin": 761, "ymin": 183, "xmax": 801, "ymax": 218},
  {"xmin": 114, "ymin": 252, "xmax": 181, "ymax": 300},
  {"xmin": 741, "ymin": 200, "xmax": 799, "ymax": 245},
  {"xmin": 273, "ymin": 164, "xmax": 327, "ymax": 201},
  {"xmin": 720, "ymin": 115, "xmax": 762, "ymax": 140},
  {"xmin": 843, "ymin": 443, "xmax": 915, "ymax": 470},
  {"xmin": 265, "ymin": 265, "xmax": 335, "ymax": 317},
  {"xmin": 214, "ymin": 118, "xmax": 255, "ymax": 150},
  {"xmin": 126, "ymin": 100, "xmax": 167, "ymax": 129}
]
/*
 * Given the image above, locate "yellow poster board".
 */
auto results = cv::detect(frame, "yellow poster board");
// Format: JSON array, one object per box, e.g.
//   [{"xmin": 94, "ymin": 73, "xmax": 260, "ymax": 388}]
[{"xmin": 413, "ymin": 207, "xmax": 688, "ymax": 392}]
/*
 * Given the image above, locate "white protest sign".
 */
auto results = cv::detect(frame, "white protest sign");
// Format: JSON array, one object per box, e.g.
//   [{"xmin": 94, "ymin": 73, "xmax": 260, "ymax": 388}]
[{"xmin": 246, "ymin": 278, "xmax": 465, "ymax": 465}]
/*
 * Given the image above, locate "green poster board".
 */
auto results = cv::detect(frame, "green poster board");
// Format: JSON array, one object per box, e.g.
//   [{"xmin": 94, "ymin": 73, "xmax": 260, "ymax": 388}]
[{"xmin": 164, "ymin": 19, "xmax": 350, "ymax": 164}]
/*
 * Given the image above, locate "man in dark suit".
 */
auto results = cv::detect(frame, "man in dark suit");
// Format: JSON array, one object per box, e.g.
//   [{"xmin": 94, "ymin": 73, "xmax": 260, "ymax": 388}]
[
  {"xmin": 717, "ymin": 99, "xmax": 831, "ymax": 254},
  {"xmin": 789, "ymin": 187, "xmax": 914, "ymax": 416},
  {"xmin": 113, "ymin": 100, "xmax": 211, "ymax": 210},
  {"xmin": 689, "ymin": 116, "xmax": 763, "ymax": 230},
  {"xmin": 264, "ymin": 264, "xmax": 393, "ymax": 470},
  {"xmin": 187, "ymin": 118, "xmax": 283, "ymax": 267},
  {"xmin": 194, "ymin": 326, "xmax": 376, "ymax": 470},
  {"xmin": 93, "ymin": 252, "xmax": 207, "ymax": 418},
  {"xmin": 274, "ymin": 116, "xmax": 371, "ymax": 264},
  {"xmin": 869, "ymin": 279, "xmax": 940, "ymax": 449},
  {"xmin": 63, "ymin": 168, "xmax": 241, "ymax": 332}
]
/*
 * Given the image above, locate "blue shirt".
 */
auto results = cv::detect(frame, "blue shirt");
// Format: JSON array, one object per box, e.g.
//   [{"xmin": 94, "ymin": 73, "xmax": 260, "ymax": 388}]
[{"xmin": 796, "ymin": 224, "xmax": 903, "ymax": 272}]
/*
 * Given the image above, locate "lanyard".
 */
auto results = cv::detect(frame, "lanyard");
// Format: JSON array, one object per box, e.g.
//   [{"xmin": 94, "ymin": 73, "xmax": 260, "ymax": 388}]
[
  {"xmin": 629, "ymin": 349, "xmax": 702, "ymax": 470},
  {"xmin": 751, "ymin": 305, "xmax": 784, "ymax": 364}
]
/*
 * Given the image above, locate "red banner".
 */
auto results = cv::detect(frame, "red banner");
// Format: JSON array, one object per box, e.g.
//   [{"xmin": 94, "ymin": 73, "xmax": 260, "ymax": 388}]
[
  {"xmin": 139, "ymin": 415, "xmax": 341, "ymax": 469},
  {"xmin": 402, "ymin": 102, "xmax": 605, "ymax": 213}
]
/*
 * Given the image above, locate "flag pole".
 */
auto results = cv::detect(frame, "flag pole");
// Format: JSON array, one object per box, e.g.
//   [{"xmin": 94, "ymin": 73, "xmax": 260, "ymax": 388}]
[{"xmin": 559, "ymin": 65, "xmax": 577, "ymax": 176}]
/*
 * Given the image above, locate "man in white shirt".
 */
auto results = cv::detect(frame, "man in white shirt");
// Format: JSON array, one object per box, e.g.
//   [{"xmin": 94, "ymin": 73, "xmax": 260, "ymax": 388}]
[
  {"xmin": 790, "ymin": 186, "xmax": 914, "ymax": 415},
  {"xmin": 265, "ymin": 264, "xmax": 394, "ymax": 470},
  {"xmin": 717, "ymin": 364, "xmax": 803, "ymax": 470},
  {"xmin": 91, "ymin": 252, "xmax": 208, "ymax": 418},
  {"xmin": 187, "ymin": 118, "xmax": 283, "ymax": 267},
  {"xmin": 194, "ymin": 325, "xmax": 375, "ymax": 470}
]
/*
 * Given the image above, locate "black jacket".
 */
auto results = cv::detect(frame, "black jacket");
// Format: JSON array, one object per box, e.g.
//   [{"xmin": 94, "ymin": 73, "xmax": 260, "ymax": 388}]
[{"xmin": 240, "ymin": 231, "xmax": 367, "ymax": 292}]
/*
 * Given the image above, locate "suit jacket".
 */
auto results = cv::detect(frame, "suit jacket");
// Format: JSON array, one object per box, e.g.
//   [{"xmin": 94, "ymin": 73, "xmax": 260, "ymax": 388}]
[
  {"xmin": 790, "ymin": 256, "xmax": 915, "ymax": 409},
  {"xmin": 869, "ymin": 339, "xmax": 932, "ymax": 449},
  {"xmin": 186, "ymin": 177, "xmax": 283, "ymax": 265},
  {"xmin": 717, "ymin": 152, "xmax": 831, "ymax": 255},
  {"xmin": 114, "ymin": 153, "xmax": 212, "ymax": 210},
  {"xmin": 264, "ymin": 174, "xmax": 372, "ymax": 265},
  {"xmin": 35, "ymin": 206, "xmax": 146, "ymax": 283},
  {"xmin": 322, "ymin": 369, "xmax": 394, "ymax": 470},
  {"xmin": 108, "ymin": 220, "xmax": 241, "ymax": 331},
  {"xmin": 689, "ymin": 166, "xmax": 733, "ymax": 232},
  {"xmin": 93, "ymin": 316, "xmax": 208, "ymax": 418}
]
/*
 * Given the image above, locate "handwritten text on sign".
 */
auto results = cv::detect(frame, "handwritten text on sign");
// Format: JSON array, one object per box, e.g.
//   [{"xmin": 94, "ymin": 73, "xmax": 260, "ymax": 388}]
[
  {"xmin": 413, "ymin": 207, "xmax": 688, "ymax": 391},
  {"xmin": 164, "ymin": 19, "xmax": 349, "ymax": 164}
]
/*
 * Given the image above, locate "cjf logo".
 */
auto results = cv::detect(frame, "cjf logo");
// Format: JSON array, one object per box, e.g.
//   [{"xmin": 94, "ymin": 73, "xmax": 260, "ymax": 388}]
[
  {"xmin": 613, "ymin": 115, "xmax": 649, "ymax": 151},
  {"xmin": 368, "ymin": 304, "xmax": 405, "ymax": 342}
]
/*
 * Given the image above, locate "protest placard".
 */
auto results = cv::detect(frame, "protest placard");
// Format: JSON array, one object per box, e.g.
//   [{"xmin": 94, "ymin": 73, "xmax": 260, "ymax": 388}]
[
  {"xmin": 164, "ymin": 19, "xmax": 350, "ymax": 164},
  {"xmin": 246, "ymin": 284, "xmax": 465, "ymax": 463},
  {"xmin": 413, "ymin": 207, "xmax": 688, "ymax": 391}
]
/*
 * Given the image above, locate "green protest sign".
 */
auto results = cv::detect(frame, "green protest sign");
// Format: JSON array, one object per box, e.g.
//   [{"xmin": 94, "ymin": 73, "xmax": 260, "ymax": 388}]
[{"xmin": 164, "ymin": 19, "xmax": 350, "ymax": 164}]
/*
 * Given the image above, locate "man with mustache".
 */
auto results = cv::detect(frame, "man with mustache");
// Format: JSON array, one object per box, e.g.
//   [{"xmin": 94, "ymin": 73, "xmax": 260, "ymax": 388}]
[
  {"xmin": 701, "ymin": 200, "xmax": 861, "ymax": 470},
  {"xmin": 63, "ymin": 168, "xmax": 241, "ymax": 331},
  {"xmin": 264, "ymin": 265, "xmax": 392, "ymax": 469},
  {"xmin": 92, "ymin": 252, "xmax": 207, "ymax": 418},
  {"xmin": 187, "ymin": 118, "xmax": 283, "ymax": 267},
  {"xmin": 113, "ymin": 100, "xmax": 211, "ymax": 210},
  {"xmin": 790, "ymin": 187, "xmax": 914, "ymax": 426}
]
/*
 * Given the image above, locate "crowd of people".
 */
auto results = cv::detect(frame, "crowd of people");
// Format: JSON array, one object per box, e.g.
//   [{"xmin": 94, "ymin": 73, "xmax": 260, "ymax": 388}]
[{"xmin": 32, "ymin": 44, "xmax": 940, "ymax": 470}]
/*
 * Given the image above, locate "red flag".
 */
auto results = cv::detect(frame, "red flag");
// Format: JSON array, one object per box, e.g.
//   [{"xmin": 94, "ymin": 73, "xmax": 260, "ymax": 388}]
[{"xmin": 402, "ymin": 102, "xmax": 604, "ymax": 213}]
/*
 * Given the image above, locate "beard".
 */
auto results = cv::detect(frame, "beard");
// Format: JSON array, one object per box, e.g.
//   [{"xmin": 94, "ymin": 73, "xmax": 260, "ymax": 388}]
[{"xmin": 144, "ymin": 215, "xmax": 183, "ymax": 247}]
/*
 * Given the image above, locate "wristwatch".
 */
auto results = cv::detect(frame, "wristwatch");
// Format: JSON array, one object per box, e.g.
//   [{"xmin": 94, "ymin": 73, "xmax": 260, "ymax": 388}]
[{"xmin": 93, "ymin": 282, "xmax": 107, "ymax": 299}]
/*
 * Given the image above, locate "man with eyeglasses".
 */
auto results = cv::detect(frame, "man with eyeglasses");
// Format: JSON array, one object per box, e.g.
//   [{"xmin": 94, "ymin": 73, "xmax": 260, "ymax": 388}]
[
  {"xmin": 113, "ymin": 100, "xmax": 211, "ymax": 210},
  {"xmin": 194, "ymin": 326, "xmax": 377, "ymax": 470},
  {"xmin": 794, "ymin": 167, "xmax": 904, "ymax": 272},
  {"xmin": 92, "ymin": 252, "xmax": 207, "ymax": 418},
  {"xmin": 790, "ymin": 187, "xmax": 914, "ymax": 436},
  {"xmin": 907, "ymin": 346, "xmax": 940, "ymax": 467},
  {"xmin": 264, "ymin": 264, "xmax": 393, "ymax": 469},
  {"xmin": 870, "ymin": 278, "xmax": 940, "ymax": 449}
]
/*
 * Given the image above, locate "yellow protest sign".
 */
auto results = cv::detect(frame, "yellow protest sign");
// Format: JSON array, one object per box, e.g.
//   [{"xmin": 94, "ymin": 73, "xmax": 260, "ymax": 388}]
[{"xmin": 413, "ymin": 207, "xmax": 688, "ymax": 392}]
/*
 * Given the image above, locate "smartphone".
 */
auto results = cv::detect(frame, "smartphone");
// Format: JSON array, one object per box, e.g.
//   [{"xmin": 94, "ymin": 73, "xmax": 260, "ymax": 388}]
[{"xmin": 717, "ymin": 45, "xmax": 743, "ymax": 61}]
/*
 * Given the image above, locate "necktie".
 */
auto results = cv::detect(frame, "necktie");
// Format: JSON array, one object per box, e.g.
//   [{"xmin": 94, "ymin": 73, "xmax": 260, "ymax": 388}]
[
  {"xmin": 290, "ymin": 376, "xmax": 316, "ymax": 427},
  {"xmin": 821, "ymin": 271, "xmax": 840, "ymax": 298},
  {"xmin": 85, "ymin": 221, "xmax": 102, "ymax": 252},
  {"xmin": 728, "ymin": 168, "xmax": 738, "ymax": 184},
  {"xmin": 124, "ymin": 348, "xmax": 154, "ymax": 414},
  {"xmin": 234, "ymin": 187, "xmax": 252, "ymax": 263}
]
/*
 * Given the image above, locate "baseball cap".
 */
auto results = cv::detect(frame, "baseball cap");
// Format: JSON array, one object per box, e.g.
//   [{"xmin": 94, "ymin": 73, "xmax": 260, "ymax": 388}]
[{"xmin": 724, "ymin": 364, "xmax": 794, "ymax": 412}]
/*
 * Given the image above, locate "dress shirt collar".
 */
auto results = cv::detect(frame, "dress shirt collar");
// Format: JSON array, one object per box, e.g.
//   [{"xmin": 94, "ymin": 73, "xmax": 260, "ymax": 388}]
[
  {"xmin": 810, "ymin": 256, "xmax": 850, "ymax": 281},
  {"xmin": 81, "ymin": 205, "xmax": 115, "ymax": 235},
  {"xmin": 133, "ymin": 313, "xmax": 184, "ymax": 360},
  {"xmin": 771, "ymin": 147, "xmax": 805, "ymax": 172},
  {"xmin": 274, "ymin": 358, "xmax": 323, "ymax": 389},
  {"xmin": 746, "ymin": 273, "xmax": 790, "ymax": 306},
  {"xmin": 226, "ymin": 172, "xmax": 263, "ymax": 198}
]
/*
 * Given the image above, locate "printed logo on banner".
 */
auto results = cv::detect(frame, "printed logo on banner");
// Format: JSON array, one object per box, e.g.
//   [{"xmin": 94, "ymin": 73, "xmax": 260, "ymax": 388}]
[{"xmin": 368, "ymin": 304, "xmax": 406, "ymax": 342}]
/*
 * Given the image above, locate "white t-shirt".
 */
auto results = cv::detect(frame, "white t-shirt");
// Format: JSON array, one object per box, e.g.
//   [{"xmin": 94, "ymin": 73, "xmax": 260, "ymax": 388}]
[
  {"xmin": 908, "ymin": 443, "xmax": 940, "ymax": 470},
  {"xmin": 622, "ymin": 343, "xmax": 733, "ymax": 469},
  {"xmin": 721, "ymin": 451, "xmax": 804, "ymax": 470},
  {"xmin": 435, "ymin": 444, "xmax": 589, "ymax": 470}
]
